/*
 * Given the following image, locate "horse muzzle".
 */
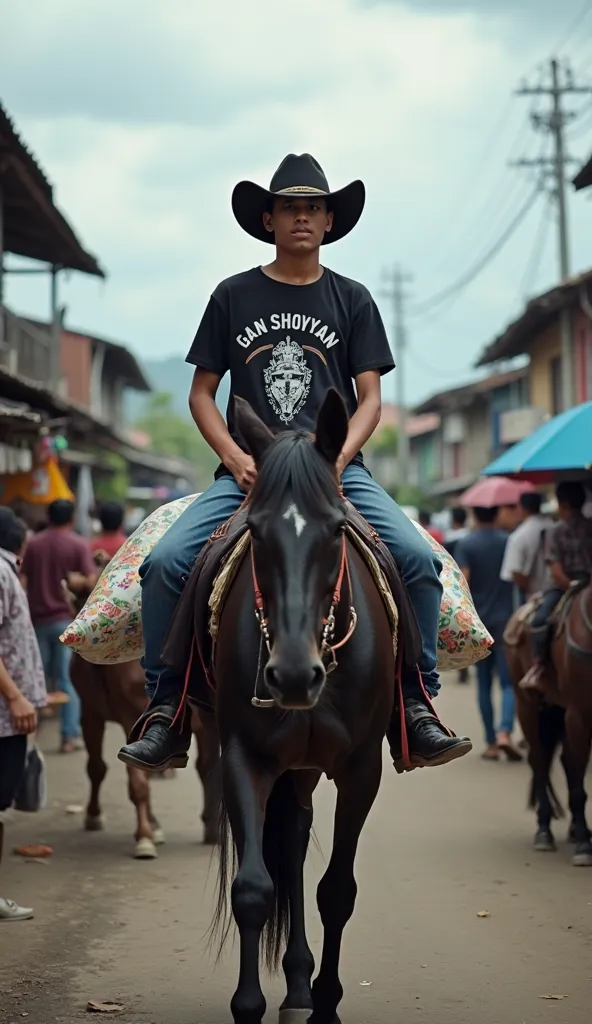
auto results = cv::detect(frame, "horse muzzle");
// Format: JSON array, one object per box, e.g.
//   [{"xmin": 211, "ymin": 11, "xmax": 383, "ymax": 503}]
[{"xmin": 264, "ymin": 659, "xmax": 326, "ymax": 710}]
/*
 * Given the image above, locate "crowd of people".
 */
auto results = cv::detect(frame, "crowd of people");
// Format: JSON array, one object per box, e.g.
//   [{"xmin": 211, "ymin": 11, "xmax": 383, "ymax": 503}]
[
  {"xmin": 420, "ymin": 482, "xmax": 592, "ymax": 761},
  {"xmin": 2, "ymin": 478, "xmax": 591, "ymax": 922},
  {"xmin": 0, "ymin": 498, "xmax": 127, "ymax": 921}
]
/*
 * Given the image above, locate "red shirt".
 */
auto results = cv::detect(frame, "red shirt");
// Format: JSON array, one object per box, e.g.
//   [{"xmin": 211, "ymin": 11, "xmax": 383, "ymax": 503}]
[
  {"xmin": 427, "ymin": 526, "xmax": 445, "ymax": 545},
  {"xmin": 91, "ymin": 531, "xmax": 127, "ymax": 560},
  {"xmin": 21, "ymin": 528, "xmax": 95, "ymax": 625}
]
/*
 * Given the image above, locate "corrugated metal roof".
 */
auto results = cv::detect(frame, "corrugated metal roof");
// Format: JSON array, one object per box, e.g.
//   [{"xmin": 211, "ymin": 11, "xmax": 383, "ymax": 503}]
[
  {"xmin": 0, "ymin": 101, "xmax": 105, "ymax": 277},
  {"xmin": 413, "ymin": 367, "xmax": 528, "ymax": 415},
  {"xmin": 476, "ymin": 268, "xmax": 592, "ymax": 366}
]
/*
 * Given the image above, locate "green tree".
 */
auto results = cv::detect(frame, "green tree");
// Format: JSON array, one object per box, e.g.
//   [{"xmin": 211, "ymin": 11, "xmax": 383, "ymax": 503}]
[
  {"xmin": 134, "ymin": 391, "xmax": 219, "ymax": 478},
  {"xmin": 94, "ymin": 452, "xmax": 130, "ymax": 502},
  {"xmin": 365, "ymin": 423, "xmax": 398, "ymax": 456}
]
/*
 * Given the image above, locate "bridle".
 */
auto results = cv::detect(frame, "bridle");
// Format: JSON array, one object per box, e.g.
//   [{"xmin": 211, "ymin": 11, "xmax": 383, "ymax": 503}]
[{"xmin": 249, "ymin": 531, "xmax": 358, "ymax": 708}]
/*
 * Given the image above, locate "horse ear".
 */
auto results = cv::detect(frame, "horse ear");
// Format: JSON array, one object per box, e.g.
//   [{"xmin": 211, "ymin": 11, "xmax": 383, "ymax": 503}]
[
  {"xmin": 315, "ymin": 389, "xmax": 349, "ymax": 465},
  {"xmin": 234, "ymin": 396, "xmax": 275, "ymax": 464}
]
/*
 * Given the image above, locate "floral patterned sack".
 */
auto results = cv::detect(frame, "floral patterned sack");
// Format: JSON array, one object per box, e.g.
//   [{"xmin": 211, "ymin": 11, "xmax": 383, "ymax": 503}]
[
  {"xmin": 412, "ymin": 521, "xmax": 492, "ymax": 670},
  {"xmin": 60, "ymin": 495, "xmax": 199, "ymax": 664},
  {"xmin": 62, "ymin": 496, "xmax": 492, "ymax": 671}
]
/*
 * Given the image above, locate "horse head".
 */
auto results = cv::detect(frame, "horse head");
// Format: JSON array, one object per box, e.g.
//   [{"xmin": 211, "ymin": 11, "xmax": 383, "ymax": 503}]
[{"xmin": 235, "ymin": 388, "xmax": 349, "ymax": 711}]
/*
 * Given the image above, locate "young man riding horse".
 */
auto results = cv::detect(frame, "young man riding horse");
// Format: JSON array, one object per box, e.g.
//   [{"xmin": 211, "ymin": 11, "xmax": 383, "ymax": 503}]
[
  {"xmin": 522, "ymin": 481, "xmax": 592, "ymax": 693},
  {"xmin": 118, "ymin": 154, "xmax": 472, "ymax": 773}
]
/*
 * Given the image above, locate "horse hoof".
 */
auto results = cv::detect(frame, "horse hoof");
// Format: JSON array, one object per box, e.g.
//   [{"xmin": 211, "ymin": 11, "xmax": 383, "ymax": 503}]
[
  {"xmin": 84, "ymin": 815, "xmax": 105, "ymax": 832},
  {"xmin": 533, "ymin": 829, "xmax": 556, "ymax": 852},
  {"xmin": 134, "ymin": 837, "xmax": 158, "ymax": 860},
  {"xmin": 572, "ymin": 843, "xmax": 592, "ymax": 867},
  {"xmin": 278, "ymin": 1010, "xmax": 312, "ymax": 1024},
  {"xmin": 152, "ymin": 828, "xmax": 166, "ymax": 846}
]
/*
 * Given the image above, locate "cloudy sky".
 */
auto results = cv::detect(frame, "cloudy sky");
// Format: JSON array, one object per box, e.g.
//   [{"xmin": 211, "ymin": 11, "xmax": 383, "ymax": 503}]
[{"xmin": 2, "ymin": 0, "xmax": 591, "ymax": 405}]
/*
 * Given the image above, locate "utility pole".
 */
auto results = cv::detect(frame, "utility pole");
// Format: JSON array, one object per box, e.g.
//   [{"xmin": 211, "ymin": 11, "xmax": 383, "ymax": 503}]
[
  {"xmin": 381, "ymin": 265, "xmax": 413, "ymax": 484},
  {"xmin": 513, "ymin": 58, "xmax": 592, "ymax": 409}
]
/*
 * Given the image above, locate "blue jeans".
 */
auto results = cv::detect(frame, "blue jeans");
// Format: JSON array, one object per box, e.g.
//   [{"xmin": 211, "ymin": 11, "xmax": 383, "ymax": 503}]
[
  {"xmin": 35, "ymin": 620, "xmax": 80, "ymax": 741},
  {"xmin": 140, "ymin": 465, "xmax": 443, "ymax": 702},
  {"xmin": 475, "ymin": 624, "xmax": 515, "ymax": 745}
]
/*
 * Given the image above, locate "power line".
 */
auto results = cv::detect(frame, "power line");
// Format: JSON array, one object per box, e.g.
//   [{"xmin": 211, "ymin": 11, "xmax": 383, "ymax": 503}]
[
  {"xmin": 380, "ymin": 266, "xmax": 412, "ymax": 480},
  {"xmin": 513, "ymin": 57, "xmax": 592, "ymax": 408},
  {"xmin": 519, "ymin": 192, "xmax": 554, "ymax": 299},
  {"xmin": 409, "ymin": 185, "xmax": 542, "ymax": 318},
  {"xmin": 406, "ymin": 345, "xmax": 473, "ymax": 381},
  {"xmin": 514, "ymin": 59, "xmax": 592, "ymax": 280},
  {"xmin": 554, "ymin": 1, "xmax": 592, "ymax": 55}
]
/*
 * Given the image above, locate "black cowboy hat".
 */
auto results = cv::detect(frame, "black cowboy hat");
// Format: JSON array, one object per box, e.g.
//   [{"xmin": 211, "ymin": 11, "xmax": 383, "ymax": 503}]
[{"xmin": 232, "ymin": 153, "xmax": 365, "ymax": 245}]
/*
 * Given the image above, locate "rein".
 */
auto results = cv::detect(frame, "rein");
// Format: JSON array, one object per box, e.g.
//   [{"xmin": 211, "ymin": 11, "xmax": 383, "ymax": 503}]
[{"xmin": 249, "ymin": 532, "xmax": 358, "ymax": 708}]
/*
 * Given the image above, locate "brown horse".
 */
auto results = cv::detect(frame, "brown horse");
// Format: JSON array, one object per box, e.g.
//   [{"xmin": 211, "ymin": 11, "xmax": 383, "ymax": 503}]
[
  {"xmin": 505, "ymin": 582, "xmax": 592, "ymax": 867},
  {"xmin": 211, "ymin": 392, "xmax": 396, "ymax": 1024},
  {"xmin": 68, "ymin": 555, "xmax": 220, "ymax": 858}
]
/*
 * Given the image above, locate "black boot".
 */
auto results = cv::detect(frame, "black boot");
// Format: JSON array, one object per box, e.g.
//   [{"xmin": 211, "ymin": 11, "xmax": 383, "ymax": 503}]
[
  {"xmin": 389, "ymin": 698, "xmax": 472, "ymax": 773},
  {"xmin": 118, "ymin": 696, "xmax": 191, "ymax": 772}
]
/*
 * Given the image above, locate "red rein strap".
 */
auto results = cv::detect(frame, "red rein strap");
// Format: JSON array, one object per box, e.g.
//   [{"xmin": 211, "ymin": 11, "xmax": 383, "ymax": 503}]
[
  {"xmin": 250, "ymin": 543, "xmax": 265, "ymax": 613},
  {"xmin": 331, "ymin": 533, "xmax": 348, "ymax": 608},
  {"xmin": 251, "ymin": 532, "xmax": 353, "ymax": 654}
]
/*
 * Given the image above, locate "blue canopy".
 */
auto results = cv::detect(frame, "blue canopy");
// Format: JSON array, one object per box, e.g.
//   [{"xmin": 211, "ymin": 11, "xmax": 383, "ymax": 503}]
[{"xmin": 483, "ymin": 401, "xmax": 592, "ymax": 480}]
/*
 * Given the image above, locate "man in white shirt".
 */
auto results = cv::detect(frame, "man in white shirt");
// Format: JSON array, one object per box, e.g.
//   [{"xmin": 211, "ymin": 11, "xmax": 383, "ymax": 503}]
[{"xmin": 500, "ymin": 492, "xmax": 550, "ymax": 601}]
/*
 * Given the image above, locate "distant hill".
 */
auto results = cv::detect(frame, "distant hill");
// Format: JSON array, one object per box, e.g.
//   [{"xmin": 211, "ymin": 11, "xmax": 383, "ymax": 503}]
[{"xmin": 125, "ymin": 356, "xmax": 230, "ymax": 423}]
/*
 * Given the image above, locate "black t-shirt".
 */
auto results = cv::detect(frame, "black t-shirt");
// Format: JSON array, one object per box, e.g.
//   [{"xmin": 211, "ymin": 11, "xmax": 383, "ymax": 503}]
[{"xmin": 186, "ymin": 267, "xmax": 394, "ymax": 469}]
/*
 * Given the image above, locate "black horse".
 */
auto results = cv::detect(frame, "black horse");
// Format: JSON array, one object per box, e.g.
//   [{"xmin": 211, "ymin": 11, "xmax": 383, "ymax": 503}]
[{"xmin": 212, "ymin": 390, "xmax": 396, "ymax": 1024}]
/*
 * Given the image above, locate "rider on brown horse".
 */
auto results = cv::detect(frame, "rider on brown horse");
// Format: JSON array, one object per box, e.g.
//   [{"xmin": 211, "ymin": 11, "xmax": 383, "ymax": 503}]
[
  {"xmin": 118, "ymin": 154, "xmax": 472, "ymax": 774},
  {"xmin": 522, "ymin": 481, "xmax": 592, "ymax": 693}
]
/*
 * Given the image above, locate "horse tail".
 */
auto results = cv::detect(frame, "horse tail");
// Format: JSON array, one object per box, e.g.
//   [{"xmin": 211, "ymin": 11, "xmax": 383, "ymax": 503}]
[
  {"xmin": 527, "ymin": 704, "xmax": 566, "ymax": 820},
  {"xmin": 209, "ymin": 771, "xmax": 296, "ymax": 972}
]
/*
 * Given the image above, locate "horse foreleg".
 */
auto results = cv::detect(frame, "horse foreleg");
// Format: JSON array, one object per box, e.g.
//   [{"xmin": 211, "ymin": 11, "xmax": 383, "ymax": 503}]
[
  {"xmin": 562, "ymin": 709, "xmax": 592, "ymax": 867},
  {"xmin": 309, "ymin": 742, "xmax": 383, "ymax": 1024},
  {"xmin": 193, "ymin": 710, "xmax": 221, "ymax": 844},
  {"xmin": 81, "ymin": 711, "xmax": 107, "ymax": 831},
  {"xmin": 223, "ymin": 739, "xmax": 275, "ymax": 1024},
  {"xmin": 126, "ymin": 765, "xmax": 158, "ymax": 860},
  {"xmin": 278, "ymin": 769, "xmax": 320, "ymax": 1024}
]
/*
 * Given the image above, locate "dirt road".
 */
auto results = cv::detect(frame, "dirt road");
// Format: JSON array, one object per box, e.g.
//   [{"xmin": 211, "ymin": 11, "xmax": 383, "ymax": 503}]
[{"xmin": 1, "ymin": 678, "xmax": 591, "ymax": 1024}]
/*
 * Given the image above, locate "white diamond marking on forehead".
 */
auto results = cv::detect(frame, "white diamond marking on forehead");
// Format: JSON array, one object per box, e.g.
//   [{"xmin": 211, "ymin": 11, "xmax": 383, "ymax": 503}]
[{"xmin": 283, "ymin": 503, "xmax": 307, "ymax": 538}]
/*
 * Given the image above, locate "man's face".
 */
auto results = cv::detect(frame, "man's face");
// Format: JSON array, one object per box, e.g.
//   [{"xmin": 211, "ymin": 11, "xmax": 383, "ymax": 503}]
[{"xmin": 263, "ymin": 197, "xmax": 333, "ymax": 253}]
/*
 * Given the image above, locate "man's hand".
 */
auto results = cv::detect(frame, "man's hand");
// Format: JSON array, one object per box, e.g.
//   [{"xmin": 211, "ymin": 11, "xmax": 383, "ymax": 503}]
[
  {"xmin": 9, "ymin": 693, "xmax": 37, "ymax": 735},
  {"xmin": 226, "ymin": 451, "xmax": 257, "ymax": 493},
  {"xmin": 336, "ymin": 452, "xmax": 348, "ymax": 479}
]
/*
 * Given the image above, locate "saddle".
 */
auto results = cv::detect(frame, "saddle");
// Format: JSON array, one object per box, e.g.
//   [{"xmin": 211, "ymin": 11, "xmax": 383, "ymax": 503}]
[
  {"xmin": 161, "ymin": 501, "xmax": 422, "ymax": 712},
  {"xmin": 503, "ymin": 579, "xmax": 589, "ymax": 649},
  {"xmin": 503, "ymin": 594, "xmax": 543, "ymax": 648},
  {"xmin": 550, "ymin": 578, "xmax": 589, "ymax": 641}
]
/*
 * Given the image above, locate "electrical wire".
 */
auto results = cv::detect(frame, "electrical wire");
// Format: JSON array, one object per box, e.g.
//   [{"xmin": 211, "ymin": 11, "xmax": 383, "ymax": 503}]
[
  {"xmin": 410, "ymin": 185, "xmax": 543, "ymax": 318},
  {"xmin": 406, "ymin": 345, "xmax": 474, "ymax": 381},
  {"xmin": 429, "ymin": 110, "xmax": 542, "ymax": 278},
  {"xmin": 554, "ymin": 1, "xmax": 592, "ymax": 55},
  {"xmin": 519, "ymin": 192, "xmax": 554, "ymax": 300}
]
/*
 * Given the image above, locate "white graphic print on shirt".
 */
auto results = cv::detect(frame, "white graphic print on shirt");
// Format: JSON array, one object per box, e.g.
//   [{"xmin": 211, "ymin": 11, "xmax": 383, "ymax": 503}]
[{"xmin": 263, "ymin": 337, "xmax": 312, "ymax": 424}]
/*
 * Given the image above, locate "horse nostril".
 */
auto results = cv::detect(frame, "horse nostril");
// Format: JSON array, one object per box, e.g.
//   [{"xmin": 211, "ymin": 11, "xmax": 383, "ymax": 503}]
[
  {"xmin": 264, "ymin": 664, "xmax": 279, "ymax": 690},
  {"xmin": 311, "ymin": 663, "xmax": 326, "ymax": 690}
]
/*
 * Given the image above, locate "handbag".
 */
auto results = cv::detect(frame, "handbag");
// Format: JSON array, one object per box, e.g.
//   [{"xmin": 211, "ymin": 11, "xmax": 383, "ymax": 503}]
[{"xmin": 14, "ymin": 743, "xmax": 47, "ymax": 813}]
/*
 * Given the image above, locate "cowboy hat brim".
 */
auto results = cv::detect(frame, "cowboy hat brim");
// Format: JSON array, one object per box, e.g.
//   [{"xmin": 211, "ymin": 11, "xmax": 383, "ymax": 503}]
[{"xmin": 231, "ymin": 179, "xmax": 365, "ymax": 245}]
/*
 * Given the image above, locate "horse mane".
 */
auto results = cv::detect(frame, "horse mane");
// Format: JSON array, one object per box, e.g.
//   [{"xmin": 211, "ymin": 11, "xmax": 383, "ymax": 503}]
[{"xmin": 250, "ymin": 430, "xmax": 342, "ymax": 515}]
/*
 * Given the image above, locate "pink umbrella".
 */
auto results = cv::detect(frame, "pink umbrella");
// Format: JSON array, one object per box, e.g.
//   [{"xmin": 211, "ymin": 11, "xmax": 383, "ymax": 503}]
[{"xmin": 460, "ymin": 476, "xmax": 535, "ymax": 508}]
